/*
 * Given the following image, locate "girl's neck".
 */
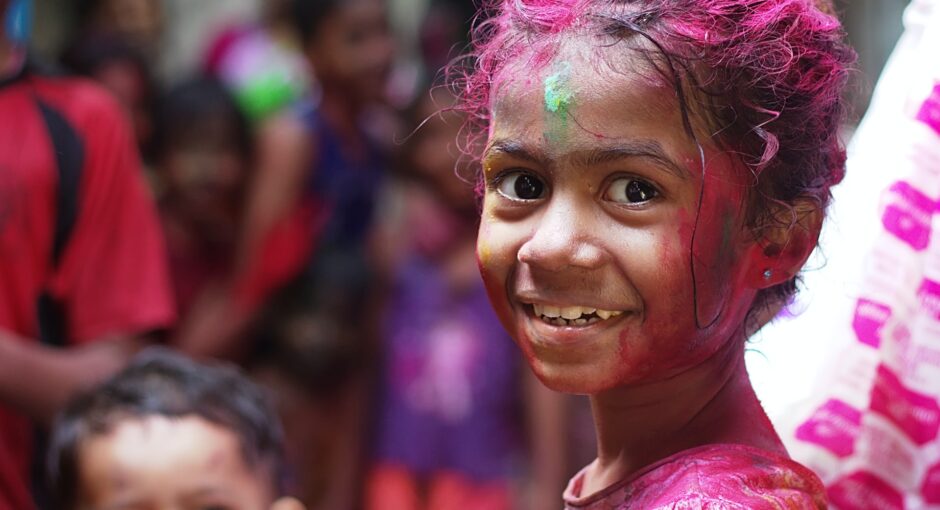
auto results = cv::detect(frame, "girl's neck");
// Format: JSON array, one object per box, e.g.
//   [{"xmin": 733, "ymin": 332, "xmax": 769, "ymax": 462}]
[{"xmin": 583, "ymin": 331, "xmax": 785, "ymax": 495}]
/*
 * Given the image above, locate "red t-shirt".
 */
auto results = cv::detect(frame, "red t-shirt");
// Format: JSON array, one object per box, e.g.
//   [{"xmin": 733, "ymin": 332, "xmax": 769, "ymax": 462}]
[{"xmin": 0, "ymin": 70, "xmax": 175, "ymax": 509}]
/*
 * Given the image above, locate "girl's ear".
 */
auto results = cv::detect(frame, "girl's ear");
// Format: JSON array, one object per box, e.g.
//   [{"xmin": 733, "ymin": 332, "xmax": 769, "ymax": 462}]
[
  {"xmin": 747, "ymin": 197, "xmax": 823, "ymax": 289},
  {"xmin": 270, "ymin": 497, "xmax": 306, "ymax": 510}
]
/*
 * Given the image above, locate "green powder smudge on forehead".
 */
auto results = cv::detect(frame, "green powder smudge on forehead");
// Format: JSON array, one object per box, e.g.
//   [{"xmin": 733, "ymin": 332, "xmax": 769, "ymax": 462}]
[{"xmin": 544, "ymin": 62, "xmax": 573, "ymax": 114}]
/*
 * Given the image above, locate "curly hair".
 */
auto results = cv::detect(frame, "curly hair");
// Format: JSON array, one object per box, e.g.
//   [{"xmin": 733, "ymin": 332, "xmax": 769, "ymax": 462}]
[{"xmin": 452, "ymin": 0, "xmax": 856, "ymax": 317}]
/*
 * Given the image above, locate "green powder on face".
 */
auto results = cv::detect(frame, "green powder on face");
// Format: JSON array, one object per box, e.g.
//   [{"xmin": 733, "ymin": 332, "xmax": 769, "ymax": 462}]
[{"xmin": 543, "ymin": 62, "xmax": 574, "ymax": 114}]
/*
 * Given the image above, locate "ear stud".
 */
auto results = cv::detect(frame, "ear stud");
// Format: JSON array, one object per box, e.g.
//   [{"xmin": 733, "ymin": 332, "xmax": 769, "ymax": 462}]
[{"xmin": 762, "ymin": 269, "xmax": 773, "ymax": 280}]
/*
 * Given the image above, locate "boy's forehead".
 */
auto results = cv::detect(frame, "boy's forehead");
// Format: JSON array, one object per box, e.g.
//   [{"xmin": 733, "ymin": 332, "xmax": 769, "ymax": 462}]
[{"xmin": 75, "ymin": 415, "xmax": 274, "ymax": 506}]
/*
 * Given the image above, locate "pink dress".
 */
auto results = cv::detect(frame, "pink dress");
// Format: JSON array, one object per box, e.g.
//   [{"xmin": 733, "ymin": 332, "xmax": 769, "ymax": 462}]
[{"xmin": 563, "ymin": 444, "xmax": 827, "ymax": 509}]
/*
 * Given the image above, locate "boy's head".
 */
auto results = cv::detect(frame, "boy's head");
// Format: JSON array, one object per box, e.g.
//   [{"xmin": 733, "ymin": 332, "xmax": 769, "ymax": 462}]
[
  {"xmin": 291, "ymin": 0, "xmax": 394, "ymax": 103},
  {"xmin": 48, "ymin": 348, "xmax": 304, "ymax": 510}
]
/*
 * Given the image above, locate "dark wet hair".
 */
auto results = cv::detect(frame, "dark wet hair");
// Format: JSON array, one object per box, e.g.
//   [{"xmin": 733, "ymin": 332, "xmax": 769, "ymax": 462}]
[
  {"xmin": 249, "ymin": 277, "xmax": 368, "ymax": 400},
  {"xmin": 291, "ymin": 0, "xmax": 345, "ymax": 45},
  {"xmin": 150, "ymin": 76, "xmax": 252, "ymax": 164},
  {"xmin": 47, "ymin": 348, "xmax": 287, "ymax": 509}
]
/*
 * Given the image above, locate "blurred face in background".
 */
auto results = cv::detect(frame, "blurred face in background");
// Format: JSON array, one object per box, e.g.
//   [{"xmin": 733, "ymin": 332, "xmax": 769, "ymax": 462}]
[
  {"xmin": 410, "ymin": 93, "xmax": 476, "ymax": 214},
  {"xmin": 92, "ymin": 58, "xmax": 152, "ymax": 150},
  {"xmin": 163, "ymin": 116, "xmax": 248, "ymax": 242},
  {"xmin": 305, "ymin": 0, "xmax": 394, "ymax": 103},
  {"xmin": 93, "ymin": 0, "xmax": 163, "ymax": 55}
]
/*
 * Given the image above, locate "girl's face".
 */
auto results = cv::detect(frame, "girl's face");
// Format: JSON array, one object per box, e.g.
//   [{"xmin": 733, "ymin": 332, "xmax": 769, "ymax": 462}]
[{"xmin": 478, "ymin": 43, "xmax": 766, "ymax": 394}]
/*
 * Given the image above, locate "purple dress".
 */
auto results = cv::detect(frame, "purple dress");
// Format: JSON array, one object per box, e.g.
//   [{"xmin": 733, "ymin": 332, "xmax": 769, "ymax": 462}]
[{"xmin": 372, "ymin": 257, "xmax": 523, "ymax": 481}]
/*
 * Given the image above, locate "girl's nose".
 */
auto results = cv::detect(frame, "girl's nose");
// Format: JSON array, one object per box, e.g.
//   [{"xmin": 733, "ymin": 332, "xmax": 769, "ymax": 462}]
[{"xmin": 517, "ymin": 197, "xmax": 609, "ymax": 272}]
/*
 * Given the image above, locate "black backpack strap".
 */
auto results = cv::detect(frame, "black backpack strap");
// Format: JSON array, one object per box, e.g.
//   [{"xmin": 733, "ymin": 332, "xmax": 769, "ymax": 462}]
[{"xmin": 33, "ymin": 96, "xmax": 84, "ymax": 348}]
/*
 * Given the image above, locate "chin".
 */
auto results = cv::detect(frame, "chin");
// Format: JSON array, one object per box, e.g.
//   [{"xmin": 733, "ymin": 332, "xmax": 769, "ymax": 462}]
[{"xmin": 527, "ymin": 356, "xmax": 621, "ymax": 395}]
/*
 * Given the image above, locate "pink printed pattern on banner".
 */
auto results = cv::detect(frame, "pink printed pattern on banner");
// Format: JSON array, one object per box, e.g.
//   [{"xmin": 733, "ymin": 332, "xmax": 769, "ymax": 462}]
[
  {"xmin": 829, "ymin": 471, "xmax": 904, "ymax": 510},
  {"xmin": 795, "ymin": 399, "xmax": 861, "ymax": 458},
  {"xmin": 919, "ymin": 279, "xmax": 940, "ymax": 321},
  {"xmin": 882, "ymin": 181, "xmax": 935, "ymax": 251},
  {"xmin": 870, "ymin": 365, "xmax": 940, "ymax": 445},
  {"xmin": 916, "ymin": 83, "xmax": 940, "ymax": 135},
  {"xmin": 923, "ymin": 461, "xmax": 940, "ymax": 503},
  {"xmin": 853, "ymin": 299, "xmax": 892, "ymax": 348}
]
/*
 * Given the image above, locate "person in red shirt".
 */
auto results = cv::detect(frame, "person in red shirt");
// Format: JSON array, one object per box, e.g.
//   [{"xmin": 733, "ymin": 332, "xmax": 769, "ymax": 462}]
[{"xmin": 0, "ymin": 1, "xmax": 175, "ymax": 507}]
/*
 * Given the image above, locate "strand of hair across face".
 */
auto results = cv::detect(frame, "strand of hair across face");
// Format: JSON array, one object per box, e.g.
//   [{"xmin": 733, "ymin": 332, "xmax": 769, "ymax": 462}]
[{"xmin": 604, "ymin": 11, "xmax": 723, "ymax": 330}]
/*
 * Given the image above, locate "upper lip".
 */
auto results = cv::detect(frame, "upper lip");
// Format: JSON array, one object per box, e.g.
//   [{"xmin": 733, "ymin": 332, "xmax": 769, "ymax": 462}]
[{"xmin": 515, "ymin": 293, "xmax": 629, "ymax": 313}]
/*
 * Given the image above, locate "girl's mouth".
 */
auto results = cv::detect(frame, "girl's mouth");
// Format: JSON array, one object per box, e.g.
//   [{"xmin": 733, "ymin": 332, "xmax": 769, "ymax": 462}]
[{"xmin": 531, "ymin": 303, "xmax": 624, "ymax": 327}]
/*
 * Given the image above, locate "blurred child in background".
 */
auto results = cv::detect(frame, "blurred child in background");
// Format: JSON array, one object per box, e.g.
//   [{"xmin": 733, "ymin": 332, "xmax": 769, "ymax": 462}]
[
  {"xmin": 73, "ymin": 0, "xmax": 163, "ymax": 63},
  {"xmin": 47, "ymin": 348, "xmax": 304, "ymax": 510},
  {"xmin": 366, "ymin": 88, "xmax": 565, "ymax": 510},
  {"xmin": 61, "ymin": 34, "xmax": 157, "ymax": 162},
  {"xmin": 239, "ymin": 0, "xmax": 394, "ymax": 312},
  {"xmin": 203, "ymin": 0, "xmax": 310, "ymax": 123},
  {"xmin": 149, "ymin": 77, "xmax": 254, "ymax": 353},
  {"xmin": 249, "ymin": 282, "xmax": 370, "ymax": 510}
]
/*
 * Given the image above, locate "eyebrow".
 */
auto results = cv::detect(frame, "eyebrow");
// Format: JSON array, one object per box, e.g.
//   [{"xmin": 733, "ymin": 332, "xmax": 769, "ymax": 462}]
[{"xmin": 483, "ymin": 139, "xmax": 691, "ymax": 179}]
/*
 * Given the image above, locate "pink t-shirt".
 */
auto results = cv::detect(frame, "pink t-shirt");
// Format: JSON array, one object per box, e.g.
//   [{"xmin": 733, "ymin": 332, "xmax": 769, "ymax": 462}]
[{"xmin": 563, "ymin": 444, "xmax": 827, "ymax": 509}]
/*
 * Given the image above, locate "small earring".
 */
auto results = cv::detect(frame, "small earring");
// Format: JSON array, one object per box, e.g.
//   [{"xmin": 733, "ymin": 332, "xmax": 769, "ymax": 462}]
[{"xmin": 762, "ymin": 269, "xmax": 773, "ymax": 280}]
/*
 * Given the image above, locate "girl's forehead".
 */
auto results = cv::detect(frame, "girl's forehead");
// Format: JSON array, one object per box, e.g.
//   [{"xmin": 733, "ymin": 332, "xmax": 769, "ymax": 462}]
[
  {"xmin": 489, "ymin": 46, "xmax": 688, "ymax": 153},
  {"xmin": 493, "ymin": 40, "xmax": 675, "ymax": 119}
]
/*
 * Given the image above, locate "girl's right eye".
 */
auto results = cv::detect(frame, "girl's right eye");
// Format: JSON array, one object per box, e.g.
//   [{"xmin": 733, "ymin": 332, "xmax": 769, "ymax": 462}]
[{"xmin": 495, "ymin": 171, "xmax": 546, "ymax": 201}]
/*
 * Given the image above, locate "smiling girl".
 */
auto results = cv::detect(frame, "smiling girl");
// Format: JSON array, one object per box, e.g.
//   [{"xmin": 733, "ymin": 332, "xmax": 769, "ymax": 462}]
[{"xmin": 455, "ymin": 0, "xmax": 854, "ymax": 507}]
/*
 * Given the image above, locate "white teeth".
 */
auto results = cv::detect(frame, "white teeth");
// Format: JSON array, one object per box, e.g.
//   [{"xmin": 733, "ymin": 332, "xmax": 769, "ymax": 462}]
[
  {"xmin": 531, "ymin": 303, "xmax": 624, "ymax": 326},
  {"xmin": 561, "ymin": 306, "xmax": 583, "ymax": 320}
]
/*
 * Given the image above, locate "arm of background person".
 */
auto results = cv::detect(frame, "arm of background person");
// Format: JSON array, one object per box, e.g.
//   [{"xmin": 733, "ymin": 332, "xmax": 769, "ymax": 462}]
[
  {"xmin": 0, "ymin": 331, "xmax": 146, "ymax": 425},
  {"xmin": 235, "ymin": 112, "xmax": 312, "ymax": 276},
  {"xmin": 175, "ymin": 112, "xmax": 314, "ymax": 360}
]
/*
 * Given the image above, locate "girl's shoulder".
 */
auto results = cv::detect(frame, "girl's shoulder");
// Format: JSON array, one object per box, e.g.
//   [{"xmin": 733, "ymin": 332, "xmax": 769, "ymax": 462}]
[{"xmin": 564, "ymin": 444, "xmax": 827, "ymax": 510}]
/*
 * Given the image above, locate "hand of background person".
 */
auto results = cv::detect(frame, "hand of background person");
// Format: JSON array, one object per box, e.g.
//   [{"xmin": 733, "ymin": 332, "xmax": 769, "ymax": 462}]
[{"xmin": 0, "ymin": 329, "xmax": 144, "ymax": 425}]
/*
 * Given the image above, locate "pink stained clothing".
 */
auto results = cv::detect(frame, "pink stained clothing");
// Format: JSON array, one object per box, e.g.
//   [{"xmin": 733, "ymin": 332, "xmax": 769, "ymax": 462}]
[{"xmin": 563, "ymin": 444, "xmax": 828, "ymax": 510}]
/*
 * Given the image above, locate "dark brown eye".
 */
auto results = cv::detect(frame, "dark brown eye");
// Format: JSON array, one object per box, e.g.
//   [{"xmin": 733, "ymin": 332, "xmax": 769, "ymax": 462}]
[
  {"xmin": 605, "ymin": 178, "xmax": 659, "ymax": 204},
  {"xmin": 497, "ymin": 171, "xmax": 546, "ymax": 201}
]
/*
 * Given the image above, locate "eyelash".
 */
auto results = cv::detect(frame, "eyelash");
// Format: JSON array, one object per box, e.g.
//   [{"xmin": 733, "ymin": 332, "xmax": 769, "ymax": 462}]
[
  {"xmin": 490, "ymin": 170, "xmax": 661, "ymax": 206},
  {"xmin": 492, "ymin": 170, "xmax": 547, "ymax": 202}
]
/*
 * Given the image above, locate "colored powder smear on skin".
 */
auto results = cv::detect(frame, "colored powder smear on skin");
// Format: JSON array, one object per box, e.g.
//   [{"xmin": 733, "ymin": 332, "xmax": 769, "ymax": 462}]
[
  {"xmin": 544, "ymin": 62, "xmax": 574, "ymax": 114},
  {"xmin": 543, "ymin": 62, "xmax": 574, "ymax": 142}
]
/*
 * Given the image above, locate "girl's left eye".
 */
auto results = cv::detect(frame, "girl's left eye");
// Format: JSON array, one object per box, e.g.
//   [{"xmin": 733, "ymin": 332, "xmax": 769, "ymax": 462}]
[{"xmin": 604, "ymin": 177, "xmax": 659, "ymax": 204}]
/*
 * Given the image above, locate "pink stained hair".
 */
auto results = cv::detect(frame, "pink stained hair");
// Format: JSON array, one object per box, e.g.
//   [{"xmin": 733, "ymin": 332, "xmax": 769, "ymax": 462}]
[{"xmin": 451, "ymin": 0, "xmax": 856, "ymax": 314}]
